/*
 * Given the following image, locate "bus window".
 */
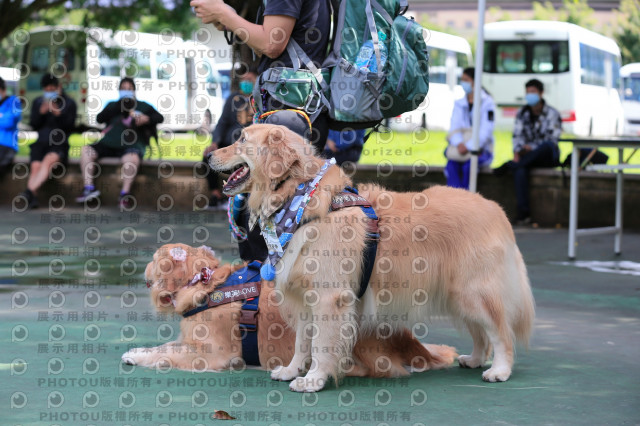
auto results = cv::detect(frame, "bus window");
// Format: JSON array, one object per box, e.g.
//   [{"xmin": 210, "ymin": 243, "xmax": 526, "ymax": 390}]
[
  {"xmin": 623, "ymin": 74, "xmax": 640, "ymax": 101},
  {"xmin": 123, "ymin": 49, "xmax": 151, "ymax": 79},
  {"xmin": 580, "ymin": 43, "xmax": 606, "ymax": 86},
  {"xmin": 427, "ymin": 46, "xmax": 446, "ymax": 84},
  {"xmin": 456, "ymin": 52, "xmax": 469, "ymax": 69},
  {"xmin": 31, "ymin": 46, "xmax": 50, "ymax": 72},
  {"xmin": 611, "ymin": 53, "xmax": 621, "ymax": 92},
  {"xmin": 53, "ymin": 47, "xmax": 75, "ymax": 74},
  {"xmin": 558, "ymin": 42, "xmax": 569, "ymax": 72},
  {"xmin": 532, "ymin": 44, "xmax": 552, "ymax": 72},
  {"xmin": 497, "ymin": 43, "xmax": 526, "ymax": 73},
  {"xmin": 157, "ymin": 53, "xmax": 176, "ymax": 80},
  {"xmin": 99, "ymin": 48, "xmax": 120, "ymax": 77}
]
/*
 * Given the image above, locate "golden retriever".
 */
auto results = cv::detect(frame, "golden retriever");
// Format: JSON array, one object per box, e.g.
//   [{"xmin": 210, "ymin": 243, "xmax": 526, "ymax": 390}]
[
  {"xmin": 121, "ymin": 244, "xmax": 457, "ymax": 375},
  {"xmin": 209, "ymin": 124, "xmax": 535, "ymax": 392}
]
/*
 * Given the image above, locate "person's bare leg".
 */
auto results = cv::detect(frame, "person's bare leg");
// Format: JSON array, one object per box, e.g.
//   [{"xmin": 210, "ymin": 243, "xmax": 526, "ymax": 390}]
[
  {"xmin": 28, "ymin": 162, "xmax": 42, "ymax": 191},
  {"xmin": 27, "ymin": 152, "xmax": 61, "ymax": 193},
  {"xmin": 121, "ymin": 152, "xmax": 140, "ymax": 194},
  {"xmin": 80, "ymin": 145, "xmax": 98, "ymax": 187}
]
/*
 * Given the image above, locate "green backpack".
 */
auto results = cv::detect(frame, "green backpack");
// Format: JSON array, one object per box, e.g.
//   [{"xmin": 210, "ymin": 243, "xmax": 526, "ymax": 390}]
[{"xmin": 253, "ymin": 0, "xmax": 430, "ymax": 130}]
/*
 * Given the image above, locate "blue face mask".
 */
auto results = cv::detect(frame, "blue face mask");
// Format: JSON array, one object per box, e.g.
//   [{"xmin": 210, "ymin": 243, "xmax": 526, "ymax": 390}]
[
  {"xmin": 239, "ymin": 81, "xmax": 254, "ymax": 95},
  {"xmin": 460, "ymin": 81, "xmax": 473, "ymax": 95},
  {"xmin": 119, "ymin": 90, "xmax": 135, "ymax": 99},
  {"xmin": 43, "ymin": 91, "xmax": 57, "ymax": 100},
  {"xmin": 525, "ymin": 93, "xmax": 540, "ymax": 106}
]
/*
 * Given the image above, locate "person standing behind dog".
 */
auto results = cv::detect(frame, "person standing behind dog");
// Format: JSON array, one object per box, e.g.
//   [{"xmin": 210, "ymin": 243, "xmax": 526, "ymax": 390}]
[
  {"xmin": 323, "ymin": 128, "xmax": 366, "ymax": 166},
  {"xmin": 192, "ymin": 0, "xmax": 331, "ymax": 262},
  {"xmin": 201, "ymin": 70, "xmax": 257, "ymax": 210},
  {"xmin": 0, "ymin": 76, "xmax": 22, "ymax": 178},
  {"xmin": 190, "ymin": 0, "xmax": 332, "ymax": 153},
  {"xmin": 499, "ymin": 79, "xmax": 562, "ymax": 225},
  {"xmin": 20, "ymin": 74, "xmax": 76, "ymax": 209},
  {"xmin": 76, "ymin": 77, "xmax": 163, "ymax": 208},
  {"xmin": 445, "ymin": 67, "xmax": 495, "ymax": 190}
]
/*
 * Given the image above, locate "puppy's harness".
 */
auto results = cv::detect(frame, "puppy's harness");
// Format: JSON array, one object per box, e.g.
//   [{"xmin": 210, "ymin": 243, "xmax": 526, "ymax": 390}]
[{"xmin": 181, "ymin": 261, "xmax": 263, "ymax": 366}]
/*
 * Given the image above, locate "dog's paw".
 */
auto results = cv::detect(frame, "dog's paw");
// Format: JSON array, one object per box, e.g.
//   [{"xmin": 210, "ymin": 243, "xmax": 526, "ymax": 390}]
[
  {"xmin": 270, "ymin": 365, "xmax": 301, "ymax": 382},
  {"xmin": 289, "ymin": 376, "xmax": 326, "ymax": 393},
  {"xmin": 481, "ymin": 366, "xmax": 511, "ymax": 382},
  {"xmin": 458, "ymin": 354, "xmax": 484, "ymax": 369},
  {"xmin": 121, "ymin": 350, "xmax": 142, "ymax": 366}
]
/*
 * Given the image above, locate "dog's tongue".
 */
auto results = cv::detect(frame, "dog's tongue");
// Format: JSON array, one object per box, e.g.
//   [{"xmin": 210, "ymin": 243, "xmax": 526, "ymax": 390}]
[{"xmin": 223, "ymin": 165, "xmax": 250, "ymax": 192}]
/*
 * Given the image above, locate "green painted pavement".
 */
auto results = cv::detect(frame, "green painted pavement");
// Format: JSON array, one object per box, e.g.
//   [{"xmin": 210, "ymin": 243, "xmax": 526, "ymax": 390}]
[{"xmin": 2, "ymin": 209, "xmax": 639, "ymax": 425}]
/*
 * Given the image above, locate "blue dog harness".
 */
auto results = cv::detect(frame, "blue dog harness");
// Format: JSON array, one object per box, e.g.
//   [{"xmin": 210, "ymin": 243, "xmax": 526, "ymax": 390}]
[
  {"xmin": 329, "ymin": 186, "xmax": 379, "ymax": 298},
  {"xmin": 181, "ymin": 261, "xmax": 263, "ymax": 366}
]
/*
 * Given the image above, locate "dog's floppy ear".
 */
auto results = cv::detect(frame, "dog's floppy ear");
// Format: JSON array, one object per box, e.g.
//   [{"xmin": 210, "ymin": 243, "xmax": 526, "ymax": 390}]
[{"xmin": 265, "ymin": 126, "xmax": 298, "ymax": 181}]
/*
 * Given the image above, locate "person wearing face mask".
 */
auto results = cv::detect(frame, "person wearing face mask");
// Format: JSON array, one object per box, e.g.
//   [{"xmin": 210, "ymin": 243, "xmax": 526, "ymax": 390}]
[
  {"xmin": 495, "ymin": 79, "xmax": 562, "ymax": 225},
  {"xmin": 445, "ymin": 67, "xmax": 496, "ymax": 189},
  {"xmin": 19, "ymin": 74, "xmax": 76, "ymax": 209},
  {"xmin": 201, "ymin": 70, "xmax": 257, "ymax": 210},
  {"xmin": 76, "ymin": 77, "xmax": 163, "ymax": 208}
]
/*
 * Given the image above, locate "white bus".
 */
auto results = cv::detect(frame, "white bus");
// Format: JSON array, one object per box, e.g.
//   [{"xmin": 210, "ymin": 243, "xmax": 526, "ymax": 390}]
[
  {"xmin": 0, "ymin": 67, "xmax": 20, "ymax": 95},
  {"xmin": 18, "ymin": 26, "xmax": 225, "ymax": 132},
  {"xmin": 621, "ymin": 63, "xmax": 640, "ymax": 136},
  {"xmin": 482, "ymin": 20, "xmax": 624, "ymax": 136},
  {"xmin": 388, "ymin": 29, "xmax": 472, "ymax": 132}
]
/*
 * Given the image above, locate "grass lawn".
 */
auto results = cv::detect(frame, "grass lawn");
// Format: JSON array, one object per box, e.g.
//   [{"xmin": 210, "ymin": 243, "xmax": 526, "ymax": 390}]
[{"xmin": 17, "ymin": 129, "xmax": 639, "ymax": 171}]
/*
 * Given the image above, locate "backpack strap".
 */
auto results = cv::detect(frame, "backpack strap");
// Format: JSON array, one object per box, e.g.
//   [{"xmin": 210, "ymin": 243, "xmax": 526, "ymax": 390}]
[
  {"xmin": 364, "ymin": 1, "xmax": 383, "ymax": 76},
  {"xmin": 286, "ymin": 39, "xmax": 329, "ymax": 93}
]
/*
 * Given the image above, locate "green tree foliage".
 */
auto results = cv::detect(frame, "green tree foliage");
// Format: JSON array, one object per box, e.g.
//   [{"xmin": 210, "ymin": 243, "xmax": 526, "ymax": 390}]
[
  {"xmin": 615, "ymin": 0, "xmax": 640, "ymax": 64},
  {"xmin": 532, "ymin": 0, "xmax": 596, "ymax": 29},
  {"xmin": 0, "ymin": 0, "xmax": 201, "ymax": 67}
]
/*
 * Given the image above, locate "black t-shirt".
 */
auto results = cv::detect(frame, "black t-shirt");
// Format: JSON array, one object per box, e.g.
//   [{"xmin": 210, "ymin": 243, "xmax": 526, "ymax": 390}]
[{"xmin": 258, "ymin": 0, "xmax": 331, "ymax": 73}]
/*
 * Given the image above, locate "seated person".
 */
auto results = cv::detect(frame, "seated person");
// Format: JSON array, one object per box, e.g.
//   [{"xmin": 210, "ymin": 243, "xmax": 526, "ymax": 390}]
[
  {"xmin": 323, "ymin": 128, "xmax": 366, "ymax": 166},
  {"xmin": 0, "ymin": 76, "xmax": 22, "ymax": 178},
  {"xmin": 445, "ymin": 67, "xmax": 495, "ymax": 190},
  {"xmin": 76, "ymin": 77, "xmax": 163, "ymax": 208},
  {"xmin": 202, "ymin": 70, "xmax": 257, "ymax": 210},
  {"xmin": 497, "ymin": 79, "xmax": 562, "ymax": 225},
  {"xmin": 20, "ymin": 74, "xmax": 76, "ymax": 209}
]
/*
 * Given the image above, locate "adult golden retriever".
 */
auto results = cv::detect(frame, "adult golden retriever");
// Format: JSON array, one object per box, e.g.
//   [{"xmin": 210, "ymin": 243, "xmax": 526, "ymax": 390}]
[
  {"xmin": 121, "ymin": 244, "xmax": 457, "ymax": 375},
  {"xmin": 209, "ymin": 124, "xmax": 535, "ymax": 392}
]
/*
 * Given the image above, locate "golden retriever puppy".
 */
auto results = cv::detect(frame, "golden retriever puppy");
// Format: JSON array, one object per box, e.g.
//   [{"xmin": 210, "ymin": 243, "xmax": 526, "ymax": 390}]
[
  {"xmin": 209, "ymin": 124, "xmax": 535, "ymax": 392},
  {"xmin": 121, "ymin": 244, "xmax": 457, "ymax": 375}
]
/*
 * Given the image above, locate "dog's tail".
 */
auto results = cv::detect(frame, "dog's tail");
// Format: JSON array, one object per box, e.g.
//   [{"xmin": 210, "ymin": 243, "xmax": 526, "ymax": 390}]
[
  {"xmin": 396, "ymin": 330, "xmax": 458, "ymax": 371},
  {"xmin": 512, "ymin": 245, "xmax": 535, "ymax": 347}
]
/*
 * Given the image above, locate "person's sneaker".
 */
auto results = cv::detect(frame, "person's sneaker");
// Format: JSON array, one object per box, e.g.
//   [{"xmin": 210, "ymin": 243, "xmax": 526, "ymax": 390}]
[
  {"xmin": 119, "ymin": 193, "xmax": 135, "ymax": 210},
  {"xmin": 76, "ymin": 187, "xmax": 101, "ymax": 203},
  {"xmin": 19, "ymin": 189, "xmax": 39, "ymax": 209}
]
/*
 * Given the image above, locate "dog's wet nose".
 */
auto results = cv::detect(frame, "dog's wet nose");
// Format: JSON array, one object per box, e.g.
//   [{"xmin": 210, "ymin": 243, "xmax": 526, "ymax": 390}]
[{"xmin": 206, "ymin": 151, "xmax": 214, "ymax": 162}]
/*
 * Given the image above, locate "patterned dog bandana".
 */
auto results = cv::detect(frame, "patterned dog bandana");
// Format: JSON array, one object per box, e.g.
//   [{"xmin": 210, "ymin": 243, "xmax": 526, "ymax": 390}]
[{"xmin": 259, "ymin": 158, "xmax": 335, "ymax": 280}]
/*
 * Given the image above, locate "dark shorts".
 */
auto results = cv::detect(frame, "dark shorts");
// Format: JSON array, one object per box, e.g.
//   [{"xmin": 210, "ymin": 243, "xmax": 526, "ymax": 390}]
[
  {"xmin": 0, "ymin": 145, "xmax": 16, "ymax": 167},
  {"xmin": 29, "ymin": 142, "xmax": 69, "ymax": 164},
  {"xmin": 90, "ymin": 143, "xmax": 145, "ymax": 160}
]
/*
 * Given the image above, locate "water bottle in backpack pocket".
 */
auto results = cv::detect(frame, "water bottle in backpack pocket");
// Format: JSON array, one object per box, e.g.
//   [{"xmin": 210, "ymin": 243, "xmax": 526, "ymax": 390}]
[{"xmin": 354, "ymin": 31, "xmax": 388, "ymax": 73}]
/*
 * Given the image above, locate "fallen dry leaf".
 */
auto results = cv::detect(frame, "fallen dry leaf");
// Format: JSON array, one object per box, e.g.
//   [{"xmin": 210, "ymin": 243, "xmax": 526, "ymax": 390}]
[{"xmin": 211, "ymin": 410, "xmax": 236, "ymax": 420}]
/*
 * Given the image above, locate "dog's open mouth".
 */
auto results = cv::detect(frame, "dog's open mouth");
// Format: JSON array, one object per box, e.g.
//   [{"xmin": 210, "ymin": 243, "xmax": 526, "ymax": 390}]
[{"xmin": 222, "ymin": 163, "xmax": 250, "ymax": 195}]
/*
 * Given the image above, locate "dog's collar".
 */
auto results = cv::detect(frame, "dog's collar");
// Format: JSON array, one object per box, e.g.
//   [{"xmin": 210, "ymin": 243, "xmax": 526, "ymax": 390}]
[
  {"xmin": 149, "ymin": 266, "xmax": 217, "ymax": 307},
  {"xmin": 182, "ymin": 261, "xmax": 262, "ymax": 318},
  {"xmin": 272, "ymin": 175, "xmax": 292, "ymax": 192}
]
